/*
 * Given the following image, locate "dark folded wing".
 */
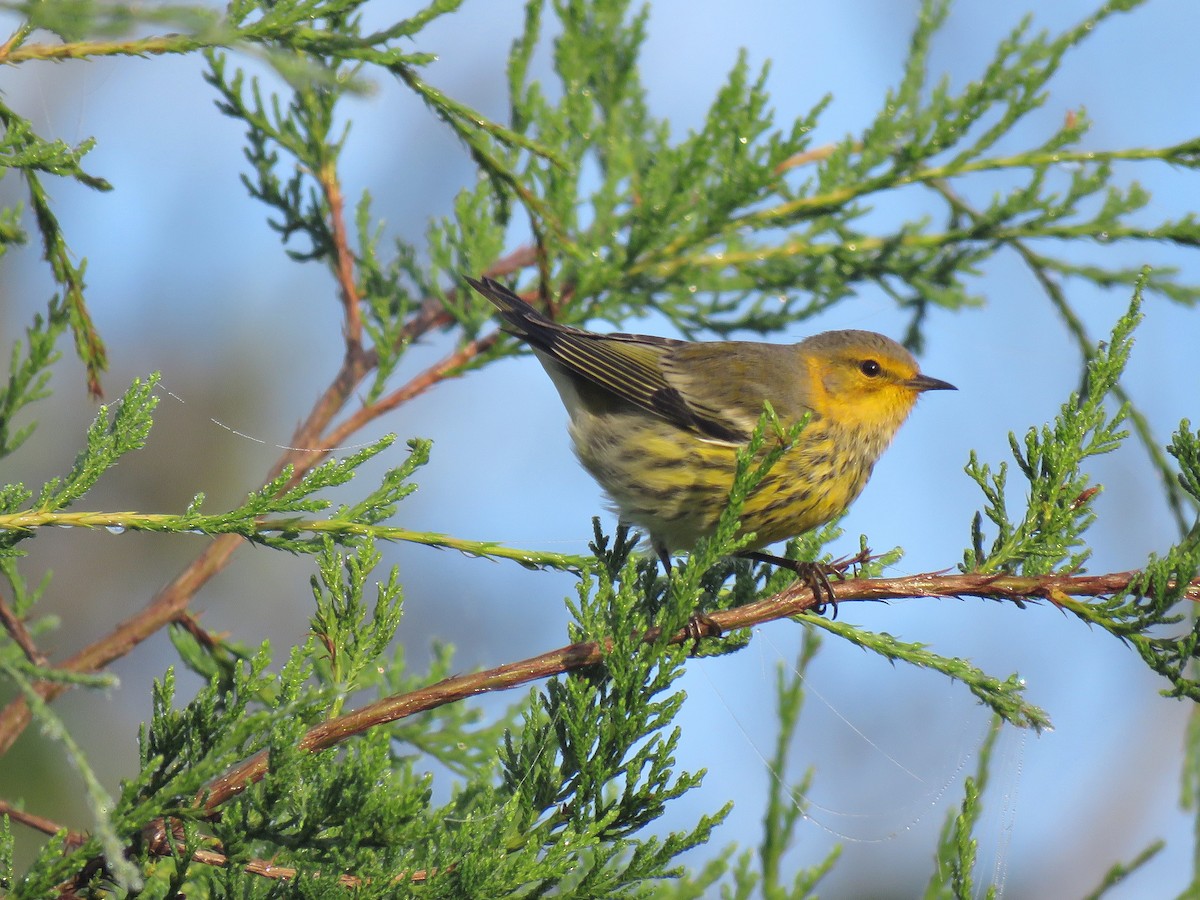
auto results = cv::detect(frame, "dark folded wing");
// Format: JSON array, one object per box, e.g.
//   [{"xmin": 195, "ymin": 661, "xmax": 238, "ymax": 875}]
[{"xmin": 466, "ymin": 276, "xmax": 747, "ymax": 443}]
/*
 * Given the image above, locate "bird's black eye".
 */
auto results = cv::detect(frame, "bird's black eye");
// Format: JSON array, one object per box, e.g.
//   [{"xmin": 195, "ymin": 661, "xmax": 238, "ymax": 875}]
[{"xmin": 859, "ymin": 359, "xmax": 882, "ymax": 377}]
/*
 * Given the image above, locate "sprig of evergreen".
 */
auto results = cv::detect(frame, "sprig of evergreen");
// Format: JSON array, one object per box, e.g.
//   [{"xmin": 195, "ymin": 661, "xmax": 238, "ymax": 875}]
[
  {"xmin": 923, "ymin": 716, "xmax": 1002, "ymax": 900},
  {"xmin": 963, "ymin": 289, "xmax": 1138, "ymax": 576}
]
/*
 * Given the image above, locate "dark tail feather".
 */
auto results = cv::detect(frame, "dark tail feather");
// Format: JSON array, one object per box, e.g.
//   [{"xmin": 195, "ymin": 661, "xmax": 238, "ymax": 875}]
[{"xmin": 463, "ymin": 275, "xmax": 557, "ymax": 342}]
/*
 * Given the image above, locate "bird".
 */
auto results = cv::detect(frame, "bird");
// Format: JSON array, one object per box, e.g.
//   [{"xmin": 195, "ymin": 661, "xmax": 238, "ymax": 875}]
[{"xmin": 466, "ymin": 275, "xmax": 955, "ymax": 584}]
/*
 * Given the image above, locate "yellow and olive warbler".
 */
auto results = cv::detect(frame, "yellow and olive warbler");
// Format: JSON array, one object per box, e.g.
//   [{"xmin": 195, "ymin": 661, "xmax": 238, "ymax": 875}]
[{"xmin": 467, "ymin": 276, "xmax": 955, "ymax": 567}]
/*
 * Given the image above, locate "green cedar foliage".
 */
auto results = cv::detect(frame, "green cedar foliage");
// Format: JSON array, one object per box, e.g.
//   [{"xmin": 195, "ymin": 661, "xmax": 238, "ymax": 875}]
[{"xmin": 0, "ymin": 0, "xmax": 1198, "ymax": 895}]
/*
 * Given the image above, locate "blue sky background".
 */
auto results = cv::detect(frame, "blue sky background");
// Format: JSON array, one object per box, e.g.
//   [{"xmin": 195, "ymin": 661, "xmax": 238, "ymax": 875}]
[{"xmin": 2, "ymin": 1, "xmax": 1199, "ymax": 894}]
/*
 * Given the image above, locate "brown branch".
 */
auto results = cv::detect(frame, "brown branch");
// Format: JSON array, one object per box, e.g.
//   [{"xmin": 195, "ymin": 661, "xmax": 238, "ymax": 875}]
[
  {"xmin": 0, "ymin": 23, "xmax": 30, "ymax": 60},
  {"xmin": 175, "ymin": 611, "xmax": 226, "ymax": 651},
  {"xmin": 138, "ymin": 818, "xmax": 441, "ymax": 888},
  {"xmin": 773, "ymin": 142, "xmax": 839, "ymax": 175},
  {"xmin": 0, "ymin": 347, "xmax": 367, "ymax": 754},
  {"xmin": 0, "ymin": 249, "xmax": 543, "ymax": 755},
  {"xmin": 178, "ymin": 846, "xmax": 439, "ymax": 888},
  {"xmin": 0, "ymin": 799, "xmax": 84, "ymax": 846},
  {"xmin": 0, "ymin": 34, "xmax": 220, "ymax": 65},
  {"xmin": 323, "ymin": 332, "xmax": 501, "ymax": 446},
  {"xmin": 0, "ymin": 531, "xmax": 242, "ymax": 754},
  {"xmin": 185, "ymin": 847, "xmax": 439, "ymax": 887},
  {"xmin": 0, "ymin": 591, "xmax": 45, "ymax": 667},
  {"xmin": 277, "ymin": 242, "xmax": 539, "ymax": 461},
  {"xmin": 19, "ymin": 566, "xmax": 1199, "ymax": 888},
  {"xmin": 318, "ymin": 161, "xmax": 363, "ymax": 352},
  {"xmin": 45, "ymin": 811, "xmax": 446, "ymax": 897},
  {"xmin": 199, "ymin": 567, "xmax": 1200, "ymax": 812},
  {"xmin": 487, "ymin": 244, "xmax": 539, "ymax": 279}
]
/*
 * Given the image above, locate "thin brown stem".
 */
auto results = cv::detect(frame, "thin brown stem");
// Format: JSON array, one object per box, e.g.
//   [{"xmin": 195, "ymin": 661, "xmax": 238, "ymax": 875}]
[
  {"xmin": 0, "ymin": 532, "xmax": 246, "ymax": 754},
  {"xmin": 0, "ymin": 350, "xmax": 369, "ymax": 753},
  {"xmin": 16, "ymin": 566, "xmax": 1198, "ymax": 889},
  {"xmin": 177, "ymin": 845, "xmax": 438, "ymax": 888},
  {"xmin": 54, "ymin": 819, "xmax": 443, "ymax": 893},
  {"xmin": 185, "ymin": 847, "xmax": 438, "ymax": 887},
  {"xmin": 199, "ymin": 567, "xmax": 1199, "ymax": 811},
  {"xmin": 773, "ymin": 142, "xmax": 839, "ymax": 175},
  {"xmin": 0, "ymin": 248, "xmax": 541, "ymax": 754},
  {"xmin": 324, "ymin": 332, "xmax": 500, "ymax": 446},
  {"xmin": 318, "ymin": 161, "xmax": 363, "ymax": 352},
  {"xmin": 0, "ymin": 22, "xmax": 32, "ymax": 60},
  {"xmin": 0, "ymin": 591, "xmax": 45, "ymax": 667},
  {"xmin": 0, "ymin": 799, "xmax": 83, "ymax": 845},
  {"xmin": 486, "ymin": 244, "xmax": 539, "ymax": 279},
  {"xmin": 176, "ymin": 611, "xmax": 226, "ymax": 651},
  {"xmin": 0, "ymin": 34, "xmax": 221, "ymax": 65}
]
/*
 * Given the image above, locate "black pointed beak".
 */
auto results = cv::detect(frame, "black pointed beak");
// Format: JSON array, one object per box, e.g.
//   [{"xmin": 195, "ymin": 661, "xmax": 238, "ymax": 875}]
[{"xmin": 908, "ymin": 374, "xmax": 957, "ymax": 392}]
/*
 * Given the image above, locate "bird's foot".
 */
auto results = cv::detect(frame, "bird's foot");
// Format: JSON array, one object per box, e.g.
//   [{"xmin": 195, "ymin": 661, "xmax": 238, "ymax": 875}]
[
  {"xmin": 741, "ymin": 546, "xmax": 875, "ymax": 618},
  {"xmin": 682, "ymin": 610, "xmax": 723, "ymax": 653}
]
